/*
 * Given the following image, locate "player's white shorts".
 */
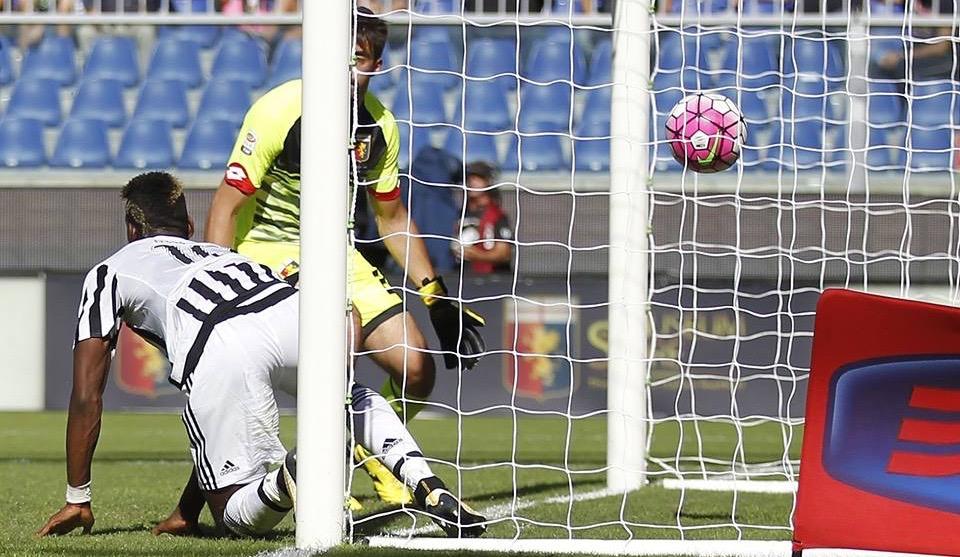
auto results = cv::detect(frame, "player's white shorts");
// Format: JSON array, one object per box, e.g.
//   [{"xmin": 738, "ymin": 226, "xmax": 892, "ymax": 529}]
[{"xmin": 181, "ymin": 293, "xmax": 299, "ymax": 491}]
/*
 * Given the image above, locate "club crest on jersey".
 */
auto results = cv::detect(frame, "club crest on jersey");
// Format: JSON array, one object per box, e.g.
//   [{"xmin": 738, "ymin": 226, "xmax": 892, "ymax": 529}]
[
  {"xmin": 354, "ymin": 135, "xmax": 372, "ymax": 163},
  {"xmin": 241, "ymin": 131, "xmax": 258, "ymax": 156}
]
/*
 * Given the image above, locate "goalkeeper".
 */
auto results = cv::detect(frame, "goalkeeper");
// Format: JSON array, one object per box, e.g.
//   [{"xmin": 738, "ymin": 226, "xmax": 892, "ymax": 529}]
[{"xmin": 202, "ymin": 7, "xmax": 485, "ymax": 506}]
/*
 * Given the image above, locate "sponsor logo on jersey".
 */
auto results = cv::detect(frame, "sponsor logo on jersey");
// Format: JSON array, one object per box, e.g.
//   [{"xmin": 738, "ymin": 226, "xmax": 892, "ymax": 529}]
[
  {"xmin": 241, "ymin": 131, "xmax": 258, "ymax": 156},
  {"xmin": 503, "ymin": 297, "xmax": 580, "ymax": 401},
  {"xmin": 354, "ymin": 134, "xmax": 372, "ymax": 163},
  {"xmin": 220, "ymin": 459, "xmax": 240, "ymax": 476},
  {"xmin": 381, "ymin": 438, "xmax": 400, "ymax": 453},
  {"xmin": 823, "ymin": 356, "xmax": 960, "ymax": 514}
]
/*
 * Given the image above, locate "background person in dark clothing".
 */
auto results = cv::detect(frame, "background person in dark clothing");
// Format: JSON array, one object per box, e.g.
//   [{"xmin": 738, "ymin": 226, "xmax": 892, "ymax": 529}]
[{"xmin": 454, "ymin": 161, "xmax": 514, "ymax": 275}]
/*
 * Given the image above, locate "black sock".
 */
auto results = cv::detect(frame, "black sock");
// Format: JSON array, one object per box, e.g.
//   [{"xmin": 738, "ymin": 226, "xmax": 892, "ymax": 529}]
[{"xmin": 414, "ymin": 476, "xmax": 446, "ymax": 508}]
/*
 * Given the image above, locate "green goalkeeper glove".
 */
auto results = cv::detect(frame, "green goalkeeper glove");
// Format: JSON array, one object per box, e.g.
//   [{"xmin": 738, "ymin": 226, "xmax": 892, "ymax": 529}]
[{"xmin": 418, "ymin": 276, "xmax": 486, "ymax": 371}]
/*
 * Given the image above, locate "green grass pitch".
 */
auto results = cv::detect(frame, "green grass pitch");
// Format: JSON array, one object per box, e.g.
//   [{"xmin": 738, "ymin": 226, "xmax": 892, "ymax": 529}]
[{"xmin": 0, "ymin": 412, "xmax": 799, "ymax": 556}]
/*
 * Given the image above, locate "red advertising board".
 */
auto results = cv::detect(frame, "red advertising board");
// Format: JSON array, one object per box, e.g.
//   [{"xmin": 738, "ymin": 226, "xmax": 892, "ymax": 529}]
[{"xmin": 795, "ymin": 289, "xmax": 960, "ymax": 555}]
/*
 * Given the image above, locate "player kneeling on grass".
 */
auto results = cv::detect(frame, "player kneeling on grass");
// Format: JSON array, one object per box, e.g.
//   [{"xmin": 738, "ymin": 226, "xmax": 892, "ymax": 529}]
[{"xmin": 36, "ymin": 171, "xmax": 485, "ymax": 539}]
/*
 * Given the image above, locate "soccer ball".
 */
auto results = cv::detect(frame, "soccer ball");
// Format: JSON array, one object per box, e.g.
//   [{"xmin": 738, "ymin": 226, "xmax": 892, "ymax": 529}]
[{"xmin": 665, "ymin": 93, "xmax": 746, "ymax": 173}]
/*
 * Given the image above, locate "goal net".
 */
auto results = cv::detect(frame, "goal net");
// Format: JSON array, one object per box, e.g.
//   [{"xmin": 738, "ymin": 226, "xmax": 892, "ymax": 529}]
[{"xmin": 336, "ymin": 0, "xmax": 960, "ymax": 553}]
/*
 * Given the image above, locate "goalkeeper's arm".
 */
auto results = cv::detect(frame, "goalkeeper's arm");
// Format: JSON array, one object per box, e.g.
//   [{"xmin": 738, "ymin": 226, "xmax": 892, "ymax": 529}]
[{"xmin": 372, "ymin": 194, "xmax": 486, "ymax": 370}]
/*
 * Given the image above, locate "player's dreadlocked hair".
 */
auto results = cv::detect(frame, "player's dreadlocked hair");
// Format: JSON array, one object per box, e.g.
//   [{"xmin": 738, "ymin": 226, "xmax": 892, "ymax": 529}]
[
  {"xmin": 121, "ymin": 171, "xmax": 190, "ymax": 238},
  {"xmin": 356, "ymin": 6, "xmax": 388, "ymax": 62}
]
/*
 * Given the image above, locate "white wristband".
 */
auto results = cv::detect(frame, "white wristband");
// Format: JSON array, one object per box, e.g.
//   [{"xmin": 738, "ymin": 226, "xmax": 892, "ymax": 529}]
[{"xmin": 66, "ymin": 482, "xmax": 91, "ymax": 504}]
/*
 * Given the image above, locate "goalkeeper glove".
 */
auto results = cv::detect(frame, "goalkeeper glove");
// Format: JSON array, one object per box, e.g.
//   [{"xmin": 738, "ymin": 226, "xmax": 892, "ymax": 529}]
[{"xmin": 418, "ymin": 276, "xmax": 486, "ymax": 371}]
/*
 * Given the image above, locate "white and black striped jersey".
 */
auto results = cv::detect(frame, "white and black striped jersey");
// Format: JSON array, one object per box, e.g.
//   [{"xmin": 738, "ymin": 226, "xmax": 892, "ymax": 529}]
[{"xmin": 75, "ymin": 235, "xmax": 296, "ymax": 390}]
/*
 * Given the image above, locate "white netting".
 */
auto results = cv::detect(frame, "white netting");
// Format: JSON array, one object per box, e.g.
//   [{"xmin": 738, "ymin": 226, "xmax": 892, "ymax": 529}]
[{"xmin": 347, "ymin": 0, "xmax": 960, "ymax": 551}]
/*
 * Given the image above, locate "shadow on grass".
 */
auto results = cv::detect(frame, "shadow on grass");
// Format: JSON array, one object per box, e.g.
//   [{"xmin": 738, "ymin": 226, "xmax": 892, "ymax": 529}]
[{"xmin": 350, "ymin": 477, "xmax": 606, "ymax": 538}]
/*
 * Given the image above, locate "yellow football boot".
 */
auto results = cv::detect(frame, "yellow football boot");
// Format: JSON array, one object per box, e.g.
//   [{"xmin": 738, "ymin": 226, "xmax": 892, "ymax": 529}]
[{"xmin": 353, "ymin": 444, "xmax": 413, "ymax": 506}]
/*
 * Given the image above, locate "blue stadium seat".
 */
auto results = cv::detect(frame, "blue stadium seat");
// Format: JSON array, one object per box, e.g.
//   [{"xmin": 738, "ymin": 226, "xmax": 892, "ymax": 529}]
[
  {"xmin": 70, "ymin": 79, "xmax": 127, "ymax": 128},
  {"xmin": 868, "ymin": 81, "xmax": 903, "ymax": 125},
  {"xmin": 412, "ymin": 26, "xmax": 452, "ymax": 45},
  {"xmin": 392, "ymin": 80, "xmax": 448, "ymax": 125},
  {"xmin": 766, "ymin": 120, "xmax": 828, "ymax": 170},
  {"xmin": 866, "ymin": 81, "xmax": 905, "ymax": 169},
  {"xmin": 197, "ymin": 79, "xmax": 251, "ymax": 128},
  {"xmin": 21, "ymin": 36, "xmax": 77, "ymax": 86},
  {"xmin": 115, "ymin": 119, "xmax": 175, "ymax": 169},
  {"xmin": 269, "ymin": 38, "xmax": 302, "ymax": 88},
  {"xmin": 0, "ymin": 118, "xmax": 46, "ymax": 167},
  {"xmin": 134, "ymin": 80, "xmax": 190, "ymax": 128},
  {"xmin": 574, "ymin": 119, "xmax": 609, "ymax": 172},
  {"xmin": 7, "ymin": 79, "xmax": 62, "ymax": 126},
  {"xmin": 0, "ymin": 37, "xmax": 14, "ymax": 86},
  {"xmin": 51, "ymin": 118, "xmax": 110, "ymax": 168},
  {"xmin": 586, "ymin": 39, "xmax": 612, "ymax": 87},
  {"xmin": 466, "ymin": 38, "xmax": 518, "ymax": 90},
  {"xmin": 147, "ymin": 39, "xmax": 204, "ymax": 88},
  {"xmin": 83, "ymin": 36, "xmax": 139, "ymax": 87},
  {"xmin": 518, "ymin": 82, "xmax": 573, "ymax": 133},
  {"xmin": 905, "ymin": 126, "xmax": 953, "ymax": 172},
  {"xmin": 655, "ymin": 32, "xmax": 714, "ymax": 91},
  {"xmin": 443, "ymin": 129, "xmax": 500, "ymax": 166},
  {"xmin": 502, "ymin": 134, "xmax": 568, "ymax": 171},
  {"xmin": 398, "ymin": 123, "xmax": 434, "ymax": 170},
  {"xmin": 580, "ymin": 86, "xmax": 611, "ymax": 129},
  {"xmin": 414, "ymin": 0, "xmax": 458, "ymax": 13},
  {"xmin": 157, "ymin": 25, "xmax": 221, "ymax": 48},
  {"xmin": 211, "ymin": 36, "xmax": 267, "ymax": 89},
  {"xmin": 179, "ymin": 119, "xmax": 237, "ymax": 170},
  {"xmin": 911, "ymin": 82, "xmax": 957, "ymax": 127},
  {"xmin": 716, "ymin": 34, "xmax": 780, "ymax": 89},
  {"xmin": 408, "ymin": 40, "xmax": 460, "ymax": 90},
  {"xmin": 453, "ymin": 81, "xmax": 511, "ymax": 132},
  {"xmin": 783, "ymin": 36, "xmax": 845, "ymax": 90},
  {"xmin": 523, "ymin": 35, "xmax": 588, "ymax": 85},
  {"xmin": 667, "ymin": 0, "xmax": 729, "ymax": 13}
]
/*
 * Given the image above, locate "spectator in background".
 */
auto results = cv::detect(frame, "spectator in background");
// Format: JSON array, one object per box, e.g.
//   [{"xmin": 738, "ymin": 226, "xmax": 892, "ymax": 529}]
[
  {"xmin": 870, "ymin": 0, "xmax": 956, "ymax": 86},
  {"xmin": 454, "ymin": 161, "xmax": 514, "ymax": 275},
  {"xmin": 59, "ymin": 0, "xmax": 162, "ymax": 54},
  {"xmin": 5, "ymin": 0, "xmax": 73, "ymax": 51},
  {"xmin": 220, "ymin": 0, "xmax": 300, "ymax": 59}
]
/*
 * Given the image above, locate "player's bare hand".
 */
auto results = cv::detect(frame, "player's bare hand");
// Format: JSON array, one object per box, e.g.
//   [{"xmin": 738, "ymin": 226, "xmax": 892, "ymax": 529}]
[
  {"xmin": 152, "ymin": 510, "xmax": 202, "ymax": 537},
  {"xmin": 36, "ymin": 503, "xmax": 94, "ymax": 537}
]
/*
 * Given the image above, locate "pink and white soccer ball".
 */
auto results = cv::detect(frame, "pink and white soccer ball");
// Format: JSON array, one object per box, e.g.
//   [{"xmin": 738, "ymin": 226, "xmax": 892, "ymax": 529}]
[{"xmin": 665, "ymin": 93, "xmax": 746, "ymax": 173}]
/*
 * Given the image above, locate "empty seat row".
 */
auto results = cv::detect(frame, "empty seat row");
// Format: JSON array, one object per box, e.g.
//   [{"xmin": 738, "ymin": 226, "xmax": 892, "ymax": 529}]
[
  {"xmin": 2, "ymin": 34, "xmax": 299, "ymax": 90},
  {"xmin": 398, "ymin": 125, "xmax": 609, "ymax": 172},
  {"xmin": 374, "ymin": 34, "xmax": 611, "ymax": 91},
  {"xmin": 391, "ymin": 79, "xmax": 611, "ymax": 133},
  {"xmin": 4, "ymin": 78, "xmax": 253, "ymax": 129},
  {"xmin": 0, "ymin": 117, "xmax": 236, "ymax": 169}
]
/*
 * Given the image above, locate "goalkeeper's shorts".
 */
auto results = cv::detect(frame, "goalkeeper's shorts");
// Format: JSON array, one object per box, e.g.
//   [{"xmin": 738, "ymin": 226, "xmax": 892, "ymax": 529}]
[{"xmin": 236, "ymin": 240, "xmax": 403, "ymax": 337}]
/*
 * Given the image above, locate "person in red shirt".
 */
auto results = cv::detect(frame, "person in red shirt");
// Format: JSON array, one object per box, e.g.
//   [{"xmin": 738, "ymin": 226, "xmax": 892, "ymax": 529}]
[{"xmin": 454, "ymin": 161, "xmax": 514, "ymax": 274}]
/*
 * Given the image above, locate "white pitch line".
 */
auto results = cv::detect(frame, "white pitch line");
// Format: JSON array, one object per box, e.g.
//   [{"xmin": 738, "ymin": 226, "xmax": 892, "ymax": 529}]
[{"xmin": 384, "ymin": 486, "xmax": 623, "ymax": 537}]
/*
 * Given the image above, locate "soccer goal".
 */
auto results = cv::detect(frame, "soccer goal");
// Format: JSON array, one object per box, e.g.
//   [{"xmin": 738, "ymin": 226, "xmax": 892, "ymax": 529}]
[{"xmin": 300, "ymin": 0, "xmax": 960, "ymax": 554}]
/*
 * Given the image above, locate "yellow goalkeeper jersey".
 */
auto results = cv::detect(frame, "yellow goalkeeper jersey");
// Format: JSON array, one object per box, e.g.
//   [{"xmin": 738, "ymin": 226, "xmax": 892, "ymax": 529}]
[{"xmin": 224, "ymin": 78, "xmax": 401, "ymax": 248}]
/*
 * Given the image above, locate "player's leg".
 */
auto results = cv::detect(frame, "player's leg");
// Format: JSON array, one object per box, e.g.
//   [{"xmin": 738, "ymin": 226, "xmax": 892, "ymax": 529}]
[
  {"xmin": 349, "ymin": 382, "xmax": 486, "ymax": 537},
  {"xmin": 351, "ymin": 248, "xmax": 436, "ymax": 418},
  {"xmin": 350, "ymin": 248, "xmax": 432, "ymax": 505},
  {"xmin": 363, "ymin": 311, "xmax": 436, "ymax": 416},
  {"xmin": 185, "ymin": 298, "xmax": 297, "ymax": 536}
]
